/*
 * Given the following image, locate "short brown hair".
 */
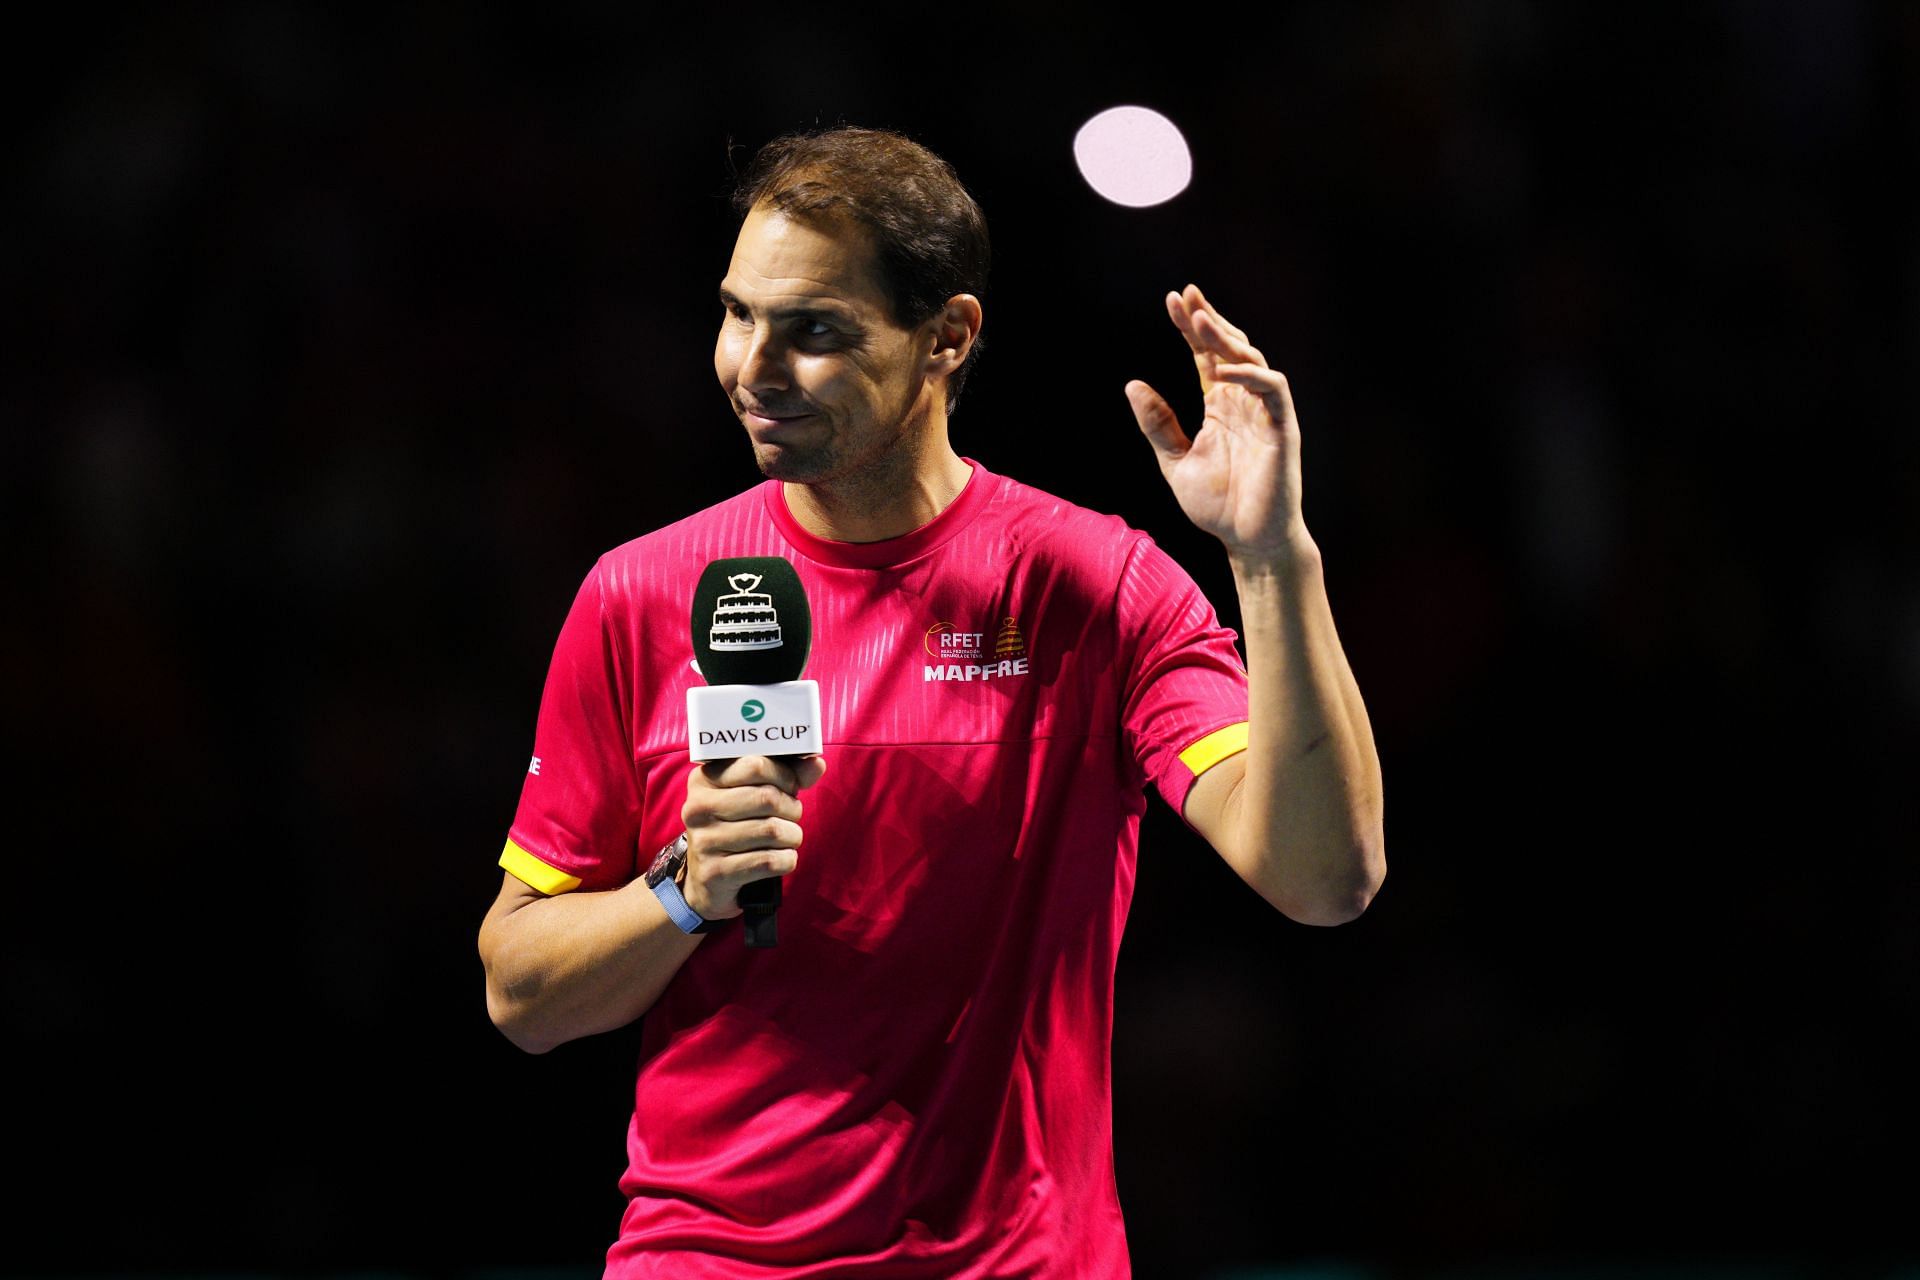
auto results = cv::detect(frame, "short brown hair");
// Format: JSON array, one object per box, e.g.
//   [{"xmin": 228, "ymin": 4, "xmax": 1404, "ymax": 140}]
[{"xmin": 728, "ymin": 125, "xmax": 991, "ymax": 418}]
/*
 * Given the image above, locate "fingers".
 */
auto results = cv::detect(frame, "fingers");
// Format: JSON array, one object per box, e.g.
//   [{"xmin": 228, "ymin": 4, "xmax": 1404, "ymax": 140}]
[
  {"xmin": 681, "ymin": 758, "xmax": 813, "ymax": 920},
  {"xmin": 687, "ymin": 756, "xmax": 814, "ymax": 836},
  {"xmin": 680, "ymin": 843, "xmax": 800, "ymax": 920},
  {"xmin": 1186, "ymin": 284, "xmax": 1250, "ymax": 341},
  {"xmin": 1209, "ymin": 362, "xmax": 1298, "ymax": 424},
  {"xmin": 699, "ymin": 753, "xmax": 803, "ymax": 794},
  {"xmin": 696, "ymin": 815, "xmax": 804, "ymax": 855},
  {"xmin": 683, "ymin": 774, "xmax": 801, "ymax": 850},
  {"xmin": 1194, "ymin": 309, "xmax": 1267, "ymax": 366},
  {"xmin": 1170, "ymin": 284, "xmax": 1266, "ymax": 367},
  {"xmin": 689, "ymin": 781, "xmax": 802, "ymax": 825},
  {"xmin": 1165, "ymin": 291, "xmax": 1207, "ymax": 360},
  {"xmin": 1125, "ymin": 380, "xmax": 1192, "ymax": 463},
  {"xmin": 1211, "ymin": 362, "xmax": 1292, "ymax": 395}
]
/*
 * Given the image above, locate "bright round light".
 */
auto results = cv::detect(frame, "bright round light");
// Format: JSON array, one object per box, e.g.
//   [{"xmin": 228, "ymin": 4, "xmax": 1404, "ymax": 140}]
[{"xmin": 1072, "ymin": 106, "xmax": 1193, "ymax": 208}]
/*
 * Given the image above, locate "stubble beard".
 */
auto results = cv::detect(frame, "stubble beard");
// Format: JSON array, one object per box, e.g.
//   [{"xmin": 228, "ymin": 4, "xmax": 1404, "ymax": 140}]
[
  {"xmin": 748, "ymin": 416, "xmax": 841, "ymax": 484},
  {"xmin": 747, "ymin": 381, "xmax": 924, "ymax": 502},
  {"xmin": 751, "ymin": 423, "xmax": 905, "ymax": 517}
]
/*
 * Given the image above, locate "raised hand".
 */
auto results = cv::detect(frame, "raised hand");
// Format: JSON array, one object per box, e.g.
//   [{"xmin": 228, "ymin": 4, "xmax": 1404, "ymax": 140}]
[{"xmin": 1124, "ymin": 284, "xmax": 1306, "ymax": 557}]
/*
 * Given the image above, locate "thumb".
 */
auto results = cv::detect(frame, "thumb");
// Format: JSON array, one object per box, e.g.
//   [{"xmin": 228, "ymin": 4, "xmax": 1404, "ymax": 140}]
[{"xmin": 1125, "ymin": 380, "xmax": 1191, "ymax": 463}]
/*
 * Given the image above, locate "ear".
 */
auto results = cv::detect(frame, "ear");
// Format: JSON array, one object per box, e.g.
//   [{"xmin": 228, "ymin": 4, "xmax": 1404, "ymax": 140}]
[{"xmin": 928, "ymin": 294, "xmax": 983, "ymax": 372}]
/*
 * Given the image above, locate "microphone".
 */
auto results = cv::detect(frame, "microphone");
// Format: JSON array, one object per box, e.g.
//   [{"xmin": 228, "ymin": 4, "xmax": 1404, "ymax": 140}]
[{"xmin": 688, "ymin": 556, "xmax": 822, "ymax": 948}]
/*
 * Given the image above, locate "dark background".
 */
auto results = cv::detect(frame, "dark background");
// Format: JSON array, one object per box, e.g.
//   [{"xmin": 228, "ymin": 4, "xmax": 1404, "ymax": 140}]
[{"xmin": 8, "ymin": 2, "xmax": 1917, "ymax": 1276}]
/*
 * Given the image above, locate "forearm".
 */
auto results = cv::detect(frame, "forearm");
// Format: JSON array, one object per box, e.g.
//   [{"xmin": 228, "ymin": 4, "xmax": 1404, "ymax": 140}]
[
  {"xmin": 1228, "ymin": 532, "xmax": 1386, "ymax": 924},
  {"xmin": 481, "ymin": 877, "xmax": 703, "ymax": 1054}
]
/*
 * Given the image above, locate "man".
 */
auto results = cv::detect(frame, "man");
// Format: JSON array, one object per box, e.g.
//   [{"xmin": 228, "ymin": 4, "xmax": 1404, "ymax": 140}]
[{"xmin": 478, "ymin": 125, "xmax": 1385, "ymax": 1277}]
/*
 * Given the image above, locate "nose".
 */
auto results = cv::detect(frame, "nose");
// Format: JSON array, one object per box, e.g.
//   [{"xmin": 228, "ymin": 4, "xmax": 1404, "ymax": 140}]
[{"xmin": 735, "ymin": 323, "xmax": 791, "ymax": 396}]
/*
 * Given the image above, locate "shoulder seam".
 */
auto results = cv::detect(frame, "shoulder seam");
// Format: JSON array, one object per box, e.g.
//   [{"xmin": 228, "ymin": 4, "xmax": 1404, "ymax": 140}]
[
  {"xmin": 1111, "ymin": 531, "xmax": 1155, "ymax": 660},
  {"xmin": 591, "ymin": 555, "xmax": 644, "ymax": 814}
]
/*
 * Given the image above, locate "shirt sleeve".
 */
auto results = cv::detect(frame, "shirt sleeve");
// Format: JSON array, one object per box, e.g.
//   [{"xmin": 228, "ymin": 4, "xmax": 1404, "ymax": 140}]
[
  {"xmin": 500, "ymin": 556, "xmax": 642, "ymax": 894},
  {"xmin": 1115, "ymin": 534, "xmax": 1252, "ymax": 820}
]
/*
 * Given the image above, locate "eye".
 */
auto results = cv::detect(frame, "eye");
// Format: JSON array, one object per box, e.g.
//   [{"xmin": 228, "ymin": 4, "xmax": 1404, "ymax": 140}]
[{"xmin": 728, "ymin": 306, "xmax": 832, "ymax": 339}]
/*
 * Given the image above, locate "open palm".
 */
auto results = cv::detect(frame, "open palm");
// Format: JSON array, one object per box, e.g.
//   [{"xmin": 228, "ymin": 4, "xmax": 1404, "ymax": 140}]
[{"xmin": 1125, "ymin": 284, "xmax": 1305, "ymax": 556}]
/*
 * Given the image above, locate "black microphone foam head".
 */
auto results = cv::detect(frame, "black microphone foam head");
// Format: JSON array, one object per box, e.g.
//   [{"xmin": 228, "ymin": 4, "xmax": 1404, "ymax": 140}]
[{"xmin": 691, "ymin": 556, "xmax": 812, "ymax": 686}]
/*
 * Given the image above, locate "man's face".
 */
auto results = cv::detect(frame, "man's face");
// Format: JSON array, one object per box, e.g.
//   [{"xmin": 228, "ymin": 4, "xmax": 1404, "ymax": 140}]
[{"xmin": 715, "ymin": 204, "xmax": 939, "ymax": 485}]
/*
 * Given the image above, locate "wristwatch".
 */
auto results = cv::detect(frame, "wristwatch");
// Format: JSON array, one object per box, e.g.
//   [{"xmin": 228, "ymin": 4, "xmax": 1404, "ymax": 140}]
[{"xmin": 645, "ymin": 833, "xmax": 725, "ymax": 934}]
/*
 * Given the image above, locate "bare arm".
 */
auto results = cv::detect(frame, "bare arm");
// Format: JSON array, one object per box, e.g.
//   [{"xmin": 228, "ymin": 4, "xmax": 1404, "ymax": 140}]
[
  {"xmin": 1127, "ymin": 283, "xmax": 1385, "ymax": 925},
  {"xmin": 477, "ymin": 752, "xmax": 827, "ymax": 1054},
  {"xmin": 1182, "ymin": 538, "xmax": 1386, "ymax": 925},
  {"xmin": 478, "ymin": 869, "xmax": 704, "ymax": 1055}
]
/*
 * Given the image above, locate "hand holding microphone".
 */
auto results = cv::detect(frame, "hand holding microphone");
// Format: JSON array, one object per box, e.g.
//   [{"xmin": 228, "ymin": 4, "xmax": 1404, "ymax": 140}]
[
  {"xmin": 686, "ymin": 557, "xmax": 824, "ymax": 947},
  {"xmin": 678, "ymin": 753, "xmax": 828, "ymax": 922}
]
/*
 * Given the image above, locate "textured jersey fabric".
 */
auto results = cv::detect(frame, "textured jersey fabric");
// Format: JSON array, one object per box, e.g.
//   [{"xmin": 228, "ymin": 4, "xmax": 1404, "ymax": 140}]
[{"xmin": 502, "ymin": 457, "xmax": 1251, "ymax": 1277}]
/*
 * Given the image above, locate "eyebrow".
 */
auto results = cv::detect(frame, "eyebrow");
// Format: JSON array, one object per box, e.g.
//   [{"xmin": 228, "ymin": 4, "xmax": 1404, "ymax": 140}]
[{"xmin": 718, "ymin": 286, "xmax": 858, "ymax": 323}]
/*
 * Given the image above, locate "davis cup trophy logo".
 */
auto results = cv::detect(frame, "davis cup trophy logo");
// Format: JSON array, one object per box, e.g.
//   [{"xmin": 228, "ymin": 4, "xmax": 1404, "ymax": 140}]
[{"xmin": 709, "ymin": 573, "xmax": 784, "ymax": 651}]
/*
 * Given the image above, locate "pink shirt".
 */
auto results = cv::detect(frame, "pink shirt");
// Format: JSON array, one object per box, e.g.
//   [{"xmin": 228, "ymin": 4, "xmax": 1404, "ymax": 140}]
[{"xmin": 503, "ymin": 458, "xmax": 1251, "ymax": 1277}]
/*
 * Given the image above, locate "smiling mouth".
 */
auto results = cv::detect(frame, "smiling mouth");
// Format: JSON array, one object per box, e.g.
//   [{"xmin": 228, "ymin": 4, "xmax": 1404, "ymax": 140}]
[{"xmin": 746, "ymin": 409, "xmax": 813, "ymax": 427}]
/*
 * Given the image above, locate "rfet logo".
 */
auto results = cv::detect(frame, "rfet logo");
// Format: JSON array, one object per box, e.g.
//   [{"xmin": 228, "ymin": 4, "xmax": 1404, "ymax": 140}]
[{"xmin": 924, "ymin": 618, "xmax": 1030, "ymax": 682}]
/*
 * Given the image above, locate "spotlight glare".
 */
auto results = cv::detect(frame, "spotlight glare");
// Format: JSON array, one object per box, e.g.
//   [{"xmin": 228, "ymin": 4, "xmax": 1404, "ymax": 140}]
[{"xmin": 1072, "ymin": 106, "xmax": 1193, "ymax": 208}]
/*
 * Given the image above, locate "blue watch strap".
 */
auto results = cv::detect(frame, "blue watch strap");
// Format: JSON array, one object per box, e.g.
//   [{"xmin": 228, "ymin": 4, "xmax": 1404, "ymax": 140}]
[{"xmin": 652, "ymin": 862, "xmax": 719, "ymax": 934}]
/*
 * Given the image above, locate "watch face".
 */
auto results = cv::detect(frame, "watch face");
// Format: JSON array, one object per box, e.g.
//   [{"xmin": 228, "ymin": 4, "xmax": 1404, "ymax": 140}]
[{"xmin": 644, "ymin": 839, "xmax": 684, "ymax": 889}]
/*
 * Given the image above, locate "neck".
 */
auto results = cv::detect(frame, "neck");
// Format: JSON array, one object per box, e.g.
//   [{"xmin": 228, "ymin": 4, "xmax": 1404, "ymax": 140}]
[{"xmin": 783, "ymin": 429, "xmax": 973, "ymax": 544}]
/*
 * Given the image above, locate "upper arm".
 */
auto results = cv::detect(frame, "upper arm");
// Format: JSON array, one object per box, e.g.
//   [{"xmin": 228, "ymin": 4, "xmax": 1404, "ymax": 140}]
[
  {"xmin": 1180, "ymin": 749, "xmax": 1247, "ymax": 873},
  {"xmin": 478, "ymin": 868, "xmax": 548, "ymax": 965}
]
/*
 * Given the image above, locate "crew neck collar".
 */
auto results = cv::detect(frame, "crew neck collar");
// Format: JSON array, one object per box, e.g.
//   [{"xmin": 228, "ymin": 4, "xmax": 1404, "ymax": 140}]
[{"xmin": 763, "ymin": 457, "xmax": 999, "ymax": 570}]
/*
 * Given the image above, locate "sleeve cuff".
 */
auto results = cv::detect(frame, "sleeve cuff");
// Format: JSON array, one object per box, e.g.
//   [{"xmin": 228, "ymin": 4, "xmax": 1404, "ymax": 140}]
[
  {"xmin": 1178, "ymin": 721, "xmax": 1249, "ymax": 777},
  {"xmin": 500, "ymin": 838, "xmax": 583, "ymax": 895}
]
